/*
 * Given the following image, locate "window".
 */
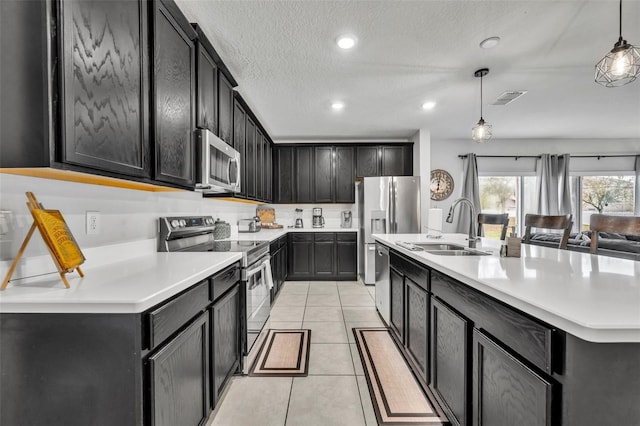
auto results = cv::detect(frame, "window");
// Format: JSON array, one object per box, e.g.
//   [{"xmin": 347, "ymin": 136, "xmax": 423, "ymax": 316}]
[
  {"xmin": 478, "ymin": 176, "xmax": 536, "ymax": 238},
  {"xmin": 578, "ymin": 175, "xmax": 636, "ymax": 230}
]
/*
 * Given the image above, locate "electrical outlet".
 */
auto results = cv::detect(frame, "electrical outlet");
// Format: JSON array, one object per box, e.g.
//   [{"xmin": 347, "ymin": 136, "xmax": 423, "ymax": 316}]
[{"xmin": 86, "ymin": 211, "xmax": 100, "ymax": 235}]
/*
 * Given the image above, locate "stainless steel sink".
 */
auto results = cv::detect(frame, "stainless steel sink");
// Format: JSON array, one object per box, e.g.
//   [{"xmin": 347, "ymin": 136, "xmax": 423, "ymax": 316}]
[
  {"xmin": 411, "ymin": 243, "xmax": 466, "ymax": 251},
  {"xmin": 425, "ymin": 249, "xmax": 490, "ymax": 256}
]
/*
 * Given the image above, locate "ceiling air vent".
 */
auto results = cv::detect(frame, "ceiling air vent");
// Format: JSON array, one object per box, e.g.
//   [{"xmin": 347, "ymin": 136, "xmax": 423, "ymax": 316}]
[{"xmin": 491, "ymin": 91, "xmax": 527, "ymax": 106}]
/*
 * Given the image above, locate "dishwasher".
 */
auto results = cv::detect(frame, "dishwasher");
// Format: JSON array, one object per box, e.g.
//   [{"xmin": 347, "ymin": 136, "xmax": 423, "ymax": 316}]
[{"xmin": 374, "ymin": 243, "xmax": 390, "ymax": 324}]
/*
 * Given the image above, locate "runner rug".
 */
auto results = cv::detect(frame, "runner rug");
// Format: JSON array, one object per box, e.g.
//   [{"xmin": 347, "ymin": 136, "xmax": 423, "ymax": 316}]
[
  {"xmin": 353, "ymin": 327, "xmax": 448, "ymax": 425},
  {"xmin": 249, "ymin": 329, "xmax": 311, "ymax": 377}
]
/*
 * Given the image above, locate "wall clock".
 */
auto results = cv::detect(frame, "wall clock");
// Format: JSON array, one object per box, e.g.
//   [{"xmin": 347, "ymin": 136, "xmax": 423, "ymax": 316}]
[{"xmin": 430, "ymin": 169, "xmax": 454, "ymax": 201}]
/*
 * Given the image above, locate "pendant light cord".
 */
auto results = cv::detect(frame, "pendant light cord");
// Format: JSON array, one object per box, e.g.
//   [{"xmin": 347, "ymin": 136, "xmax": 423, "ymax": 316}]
[
  {"xmin": 619, "ymin": 0, "xmax": 623, "ymax": 39},
  {"xmin": 479, "ymin": 73, "xmax": 483, "ymax": 119}
]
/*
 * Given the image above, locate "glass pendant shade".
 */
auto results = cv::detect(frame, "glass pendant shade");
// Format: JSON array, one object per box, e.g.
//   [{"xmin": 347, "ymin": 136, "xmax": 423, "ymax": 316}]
[
  {"xmin": 472, "ymin": 118, "xmax": 492, "ymax": 143},
  {"xmin": 595, "ymin": 40, "xmax": 640, "ymax": 87},
  {"xmin": 471, "ymin": 68, "xmax": 492, "ymax": 143},
  {"xmin": 595, "ymin": 0, "xmax": 640, "ymax": 87}
]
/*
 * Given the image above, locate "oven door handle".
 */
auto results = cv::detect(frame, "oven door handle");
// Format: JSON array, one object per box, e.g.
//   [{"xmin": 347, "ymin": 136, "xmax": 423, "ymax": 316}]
[{"xmin": 246, "ymin": 257, "xmax": 270, "ymax": 279}]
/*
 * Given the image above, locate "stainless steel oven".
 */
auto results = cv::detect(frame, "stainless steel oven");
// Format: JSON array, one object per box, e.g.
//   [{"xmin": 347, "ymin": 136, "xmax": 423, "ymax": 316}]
[
  {"xmin": 196, "ymin": 128, "xmax": 241, "ymax": 193},
  {"xmin": 243, "ymin": 252, "xmax": 272, "ymax": 356}
]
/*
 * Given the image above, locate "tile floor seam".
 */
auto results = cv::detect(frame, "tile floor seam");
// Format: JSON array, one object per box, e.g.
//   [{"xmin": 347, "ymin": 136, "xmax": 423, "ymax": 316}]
[{"xmin": 284, "ymin": 376, "xmax": 294, "ymax": 426}]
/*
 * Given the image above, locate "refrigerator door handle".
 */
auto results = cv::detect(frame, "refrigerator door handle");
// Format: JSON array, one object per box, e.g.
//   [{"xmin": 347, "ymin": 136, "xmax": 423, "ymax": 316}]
[{"xmin": 390, "ymin": 178, "xmax": 397, "ymax": 233}]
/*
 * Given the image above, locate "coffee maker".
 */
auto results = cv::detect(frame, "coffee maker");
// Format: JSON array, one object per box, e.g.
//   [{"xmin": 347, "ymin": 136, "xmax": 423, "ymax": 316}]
[
  {"xmin": 341, "ymin": 210, "xmax": 352, "ymax": 228},
  {"xmin": 312, "ymin": 208, "xmax": 325, "ymax": 228}
]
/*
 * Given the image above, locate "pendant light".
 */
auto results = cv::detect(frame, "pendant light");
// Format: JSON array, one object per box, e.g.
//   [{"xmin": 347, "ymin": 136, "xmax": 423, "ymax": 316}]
[
  {"xmin": 595, "ymin": 0, "xmax": 640, "ymax": 87},
  {"xmin": 471, "ymin": 68, "xmax": 492, "ymax": 143}
]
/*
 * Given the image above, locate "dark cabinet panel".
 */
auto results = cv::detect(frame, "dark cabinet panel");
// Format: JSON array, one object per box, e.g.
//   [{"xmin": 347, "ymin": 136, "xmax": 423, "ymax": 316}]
[
  {"xmin": 245, "ymin": 118, "xmax": 256, "ymax": 198},
  {"xmin": 218, "ymin": 72, "xmax": 234, "ymax": 145},
  {"xmin": 232, "ymin": 100, "xmax": 246, "ymax": 196},
  {"xmin": 431, "ymin": 297, "xmax": 470, "ymax": 426},
  {"xmin": 314, "ymin": 146, "xmax": 334, "ymax": 203},
  {"xmin": 211, "ymin": 284, "xmax": 240, "ymax": 406},
  {"xmin": 356, "ymin": 146, "xmax": 379, "ymax": 178},
  {"xmin": 335, "ymin": 146, "xmax": 355, "ymax": 203},
  {"xmin": 381, "ymin": 145, "xmax": 406, "ymax": 176},
  {"xmin": 314, "ymin": 233, "xmax": 336, "ymax": 276},
  {"xmin": 472, "ymin": 329, "xmax": 554, "ymax": 426},
  {"xmin": 256, "ymin": 129, "xmax": 264, "ymax": 200},
  {"xmin": 405, "ymin": 278, "xmax": 429, "ymax": 382},
  {"xmin": 295, "ymin": 147, "xmax": 313, "ymax": 203},
  {"xmin": 336, "ymin": 234, "xmax": 357, "ymax": 277},
  {"xmin": 196, "ymin": 43, "xmax": 217, "ymax": 134},
  {"xmin": 390, "ymin": 267, "xmax": 404, "ymax": 342},
  {"xmin": 275, "ymin": 146, "xmax": 294, "ymax": 203},
  {"xmin": 265, "ymin": 141, "xmax": 273, "ymax": 202},
  {"xmin": 289, "ymin": 233, "xmax": 314, "ymax": 277},
  {"xmin": 153, "ymin": 1, "xmax": 196, "ymax": 187},
  {"xmin": 61, "ymin": 0, "xmax": 150, "ymax": 177},
  {"xmin": 149, "ymin": 312, "xmax": 210, "ymax": 426}
]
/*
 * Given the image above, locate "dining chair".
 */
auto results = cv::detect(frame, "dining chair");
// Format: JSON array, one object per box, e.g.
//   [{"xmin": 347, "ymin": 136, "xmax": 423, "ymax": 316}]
[
  {"xmin": 523, "ymin": 214, "xmax": 573, "ymax": 249},
  {"xmin": 589, "ymin": 214, "xmax": 640, "ymax": 254},
  {"xmin": 477, "ymin": 213, "xmax": 510, "ymax": 240}
]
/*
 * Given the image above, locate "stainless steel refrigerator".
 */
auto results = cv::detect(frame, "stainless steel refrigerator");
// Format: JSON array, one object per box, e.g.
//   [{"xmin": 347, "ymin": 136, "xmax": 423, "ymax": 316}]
[{"xmin": 357, "ymin": 176, "xmax": 421, "ymax": 284}]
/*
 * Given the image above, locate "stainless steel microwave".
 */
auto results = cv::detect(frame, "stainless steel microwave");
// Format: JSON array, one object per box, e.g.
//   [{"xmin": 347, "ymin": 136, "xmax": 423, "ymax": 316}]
[{"xmin": 196, "ymin": 129, "xmax": 241, "ymax": 193}]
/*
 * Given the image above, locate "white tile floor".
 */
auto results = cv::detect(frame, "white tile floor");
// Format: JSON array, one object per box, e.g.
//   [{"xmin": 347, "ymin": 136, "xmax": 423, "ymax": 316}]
[{"xmin": 207, "ymin": 280, "xmax": 382, "ymax": 426}]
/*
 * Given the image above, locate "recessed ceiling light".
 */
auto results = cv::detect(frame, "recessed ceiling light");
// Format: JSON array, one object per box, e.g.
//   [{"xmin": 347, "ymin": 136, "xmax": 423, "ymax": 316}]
[
  {"xmin": 480, "ymin": 36, "xmax": 501, "ymax": 49},
  {"xmin": 336, "ymin": 35, "xmax": 357, "ymax": 49},
  {"xmin": 421, "ymin": 101, "xmax": 436, "ymax": 110},
  {"xmin": 331, "ymin": 101, "xmax": 345, "ymax": 110}
]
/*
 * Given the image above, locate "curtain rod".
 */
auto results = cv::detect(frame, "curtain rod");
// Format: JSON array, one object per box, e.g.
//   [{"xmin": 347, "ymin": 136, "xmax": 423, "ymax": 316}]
[{"xmin": 457, "ymin": 154, "xmax": 637, "ymax": 160}]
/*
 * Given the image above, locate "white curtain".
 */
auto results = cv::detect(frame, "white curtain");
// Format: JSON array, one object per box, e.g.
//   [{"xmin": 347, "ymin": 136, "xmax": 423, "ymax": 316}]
[
  {"xmin": 455, "ymin": 153, "xmax": 481, "ymax": 234},
  {"xmin": 635, "ymin": 155, "xmax": 640, "ymax": 216},
  {"xmin": 536, "ymin": 153, "xmax": 571, "ymax": 215}
]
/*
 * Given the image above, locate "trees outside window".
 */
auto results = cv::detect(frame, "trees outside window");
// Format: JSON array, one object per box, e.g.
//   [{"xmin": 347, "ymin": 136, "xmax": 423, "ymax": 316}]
[{"xmin": 580, "ymin": 176, "xmax": 635, "ymax": 230}]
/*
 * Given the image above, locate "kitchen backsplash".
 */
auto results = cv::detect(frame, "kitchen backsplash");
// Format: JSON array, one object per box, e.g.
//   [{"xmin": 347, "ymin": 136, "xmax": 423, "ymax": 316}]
[{"xmin": 271, "ymin": 204, "xmax": 358, "ymax": 229}]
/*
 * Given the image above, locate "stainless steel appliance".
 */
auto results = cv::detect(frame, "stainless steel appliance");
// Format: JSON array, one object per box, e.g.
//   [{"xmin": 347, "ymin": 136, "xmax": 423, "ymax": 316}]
[
  {"xmin": 341, "ymin": 210, "xmax": 352, "ymax": 228},
  {"xmin": 238, "ymin": 217, "xmax": 261, "ymax": 233},
  {"xmin": 196, "ymin": 128, "xmax": 241, "ymax": 193},
  {"xmin": 312, "ymin": 207, "xmax": 325, "ymax": 228},
  {"xmin": 356, "ymin": 176, "xmax": 421, "ymax": 284},
  {"xmin": 294, "ymin": 208, "xmax": 304, "ymax": 228},
  {"xmin": 375, "ymin": 243, "xmax": 390, "ymax": 324},
  {"xmin": 158, "ymin": 216, "xmax": 271, "ymax": 372}
]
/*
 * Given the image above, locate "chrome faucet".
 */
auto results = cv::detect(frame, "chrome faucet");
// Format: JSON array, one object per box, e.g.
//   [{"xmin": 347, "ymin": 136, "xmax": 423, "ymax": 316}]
[{"xmin": 445, "ymin": 198, "xmax": 478, "ymax": 248}]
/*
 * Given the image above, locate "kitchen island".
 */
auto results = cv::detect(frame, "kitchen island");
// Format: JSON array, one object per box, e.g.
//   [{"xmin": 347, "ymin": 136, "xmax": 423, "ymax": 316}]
[{"xmin": 373, "ymin": 233, "xmax": 640, "ymax": 426}]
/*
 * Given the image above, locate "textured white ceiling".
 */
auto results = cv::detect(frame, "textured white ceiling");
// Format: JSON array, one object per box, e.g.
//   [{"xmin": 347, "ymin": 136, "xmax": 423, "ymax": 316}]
[{"xmin": 175, "ymin": 0, "xmax": 640, "ymax": 142}]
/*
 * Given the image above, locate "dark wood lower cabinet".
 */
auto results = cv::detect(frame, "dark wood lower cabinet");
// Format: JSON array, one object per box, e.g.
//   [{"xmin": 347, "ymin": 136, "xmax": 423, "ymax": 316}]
[
  {"xmin": 472, "ymin": 329, "xmax": 554, "ymax": 426},
  {"xmin": 405, "ymin": 278, "xmax": 429, "ymax": 382},
  {"xmin": 389, "ymin": 266, "xmax": 404, "ymax": 342},
  {"xmin": 149, "ymin": 312, "xmax": 210, "ymax": 426},
  {"xmin": 288, "ymin": 233, "xmax": 356, "ymax": 280},
  {"xmin": 431, "ymin": 297, "xmax": 470, "ymax": 426},
  {"xmin": 211, "ymin": 284, "xmax": 240, "ymax": 406}
]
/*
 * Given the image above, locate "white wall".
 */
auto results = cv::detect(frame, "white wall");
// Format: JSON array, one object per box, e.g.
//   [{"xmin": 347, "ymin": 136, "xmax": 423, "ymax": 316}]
[
  {"xmin": 0, "ymin": 174, "xmax": 258, "ymax": 262},
  {"xmin": 431, "ymin": 138, "xmax": 640, "ymax": 232}
]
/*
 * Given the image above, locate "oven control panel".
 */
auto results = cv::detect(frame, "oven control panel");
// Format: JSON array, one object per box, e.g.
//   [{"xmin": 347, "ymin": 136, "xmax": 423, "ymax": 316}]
[{"xmin": 165, "ymin": 216, "xmax": 215, "ymax": 230}]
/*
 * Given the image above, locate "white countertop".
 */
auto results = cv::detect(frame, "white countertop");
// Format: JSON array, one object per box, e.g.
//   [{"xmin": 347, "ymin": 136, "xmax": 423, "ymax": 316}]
[
  {"xmin": 0, "ymin": 251, "xmax": 242, "ymax": 314},
  {"xmin": 373, "ymin": 233, "xmax": 640, "ymax": 343},
  {"xmin": 237, "ymin": 227, "xmax": 357, "ymax": 242}
]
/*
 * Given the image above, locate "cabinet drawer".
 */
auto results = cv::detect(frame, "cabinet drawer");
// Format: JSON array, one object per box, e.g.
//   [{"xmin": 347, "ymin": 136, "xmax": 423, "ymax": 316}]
[
  {"xmin": 314, "ymin": 233, "xmax": 335, "ymax": 242},
  {"xmin": 147, "ymin": 280, "xmax": 210, "ymax": 349},
  {"xmin": 291, "ymin": 233, "xmax": 313, "ymax": 242},
  {"xmin": 211, "ymin": 264, "xmax": 240, "ymax": 301},
  {"xmin": 431, "ymin": 271, "xmax": 554, "ymax": 374},
  {"xmin": 336, "ymin": 232, "xmax": 356, "ymax": 242},
  {"xmin": 390, "ymin": 252, "xmax": 429, "ymax": 292}
]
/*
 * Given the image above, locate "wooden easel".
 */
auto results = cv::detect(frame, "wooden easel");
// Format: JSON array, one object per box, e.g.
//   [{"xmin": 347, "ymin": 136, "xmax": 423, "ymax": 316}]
[{"xmin": 1, "ymin": 192, "xmax": 85, "ymax": 290}]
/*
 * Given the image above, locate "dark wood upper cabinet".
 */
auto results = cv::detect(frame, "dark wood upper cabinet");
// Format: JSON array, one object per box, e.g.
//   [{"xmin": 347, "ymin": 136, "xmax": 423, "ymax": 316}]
[
  {"xmin": 218, "ymin": 72, "xmax": 234, "ymax": 145},
  {"xmin": 60, "ymin": 0, "xmax": 150, "ymax": 177},
  {"xmin": 195, "ymin": 42, "xmax": 217, "ymax": 134},
  {"xmin": 356, "ymin": 146, "xmax": 380, "ymax": 178},
  {"xmin": 255, "ymin": 128, "xmax": 264, "ymax": 200},
  {"xmin": 232, "ymin": 99, "xmax": 246, "ymax": 196},
  {"xmin": 275, "ymin": 146, "xmax": 294, "ymax": 203},
  {"xmin": 335, "ymin": 146, "xmax": 355, "ymax": 203},
  {"xmin": 245, "ymin": 117, "xmax": 257, "ymax": 199},
  {"xmin": 295, "ymin": 146, "xmax": 313, "ymax": 203},
  {"xmin": 152, "ymin": 0, "xmax": 197, "ymax": 187},
  {"xmin": 314, "ymin": 146, "xmax": 334, "ymax": 203},
  {"xmin": 265, "ymin": 141, "xmax": 273, "ymax": 202}
]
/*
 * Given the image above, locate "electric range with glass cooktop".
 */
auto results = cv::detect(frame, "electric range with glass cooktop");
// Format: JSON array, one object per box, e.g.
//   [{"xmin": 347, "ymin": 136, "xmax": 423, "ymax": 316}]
[{"xmin": 158, "ymin": 216, "xmax": 272, "ymax": 371}]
